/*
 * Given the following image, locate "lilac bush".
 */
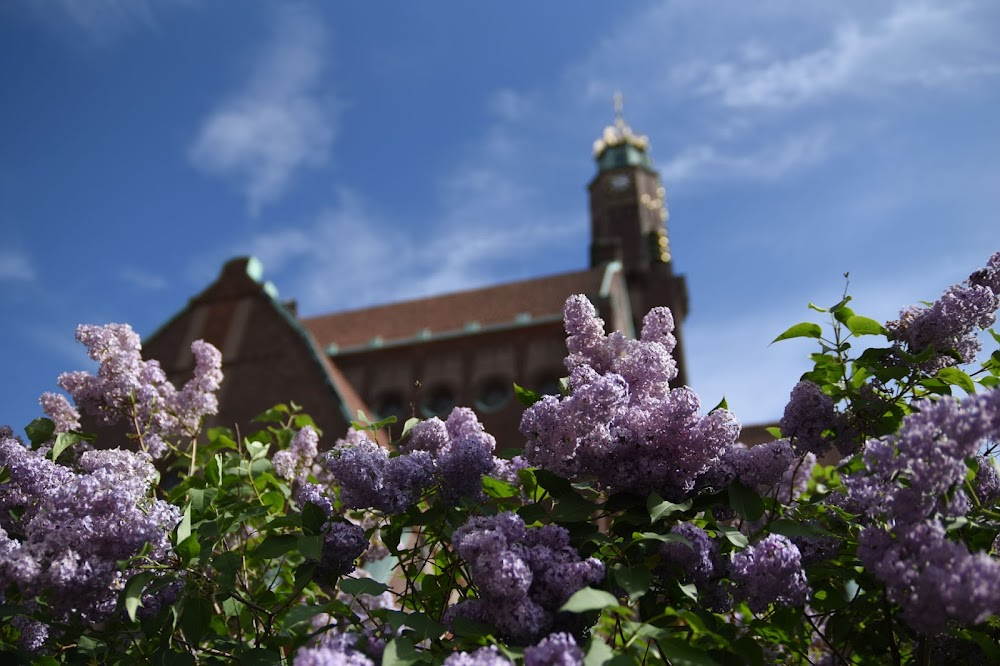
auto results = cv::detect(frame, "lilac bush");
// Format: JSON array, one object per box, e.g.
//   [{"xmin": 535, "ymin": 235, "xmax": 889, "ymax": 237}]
[
  {"xmin": 520, "ymin": 295, "xmax": 740, "ymax": 499},
  {"xmin": 2, "ymin": 251, "xmax": 1000, "ymax": 664}
]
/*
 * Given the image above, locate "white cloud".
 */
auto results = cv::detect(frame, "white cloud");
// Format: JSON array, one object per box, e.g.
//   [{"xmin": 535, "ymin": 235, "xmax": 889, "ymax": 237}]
[
  {"xmin": 486, "ymin": 89, "xmax": 534, "ymax": 122},
  {"xmin": 661, "ymin": 128, "xmax": 832, "ymax": 184},
  {"xmin": 188, "ymin": 5, "xmax": 335, "ymax": 216},
  {"xmin": 697, "ymin": 4, "xmax": 997, "ymax": 109},
  {"xmin": 0, "ymin": 248, "xmax": 36, "ymax": 283},
  {"xmin": 119, "ymin": 267, "xmax": 167, "ymax": 291}
]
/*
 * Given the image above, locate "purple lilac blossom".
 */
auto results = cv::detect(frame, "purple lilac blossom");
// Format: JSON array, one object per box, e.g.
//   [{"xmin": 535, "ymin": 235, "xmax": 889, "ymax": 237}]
[
  {"xmin": 292, "ymin": 645, "xmax": 374, "ymax": 666},
  {"xmin": 295, "ymin": 482, "xmax": 334, "ymax": 517},
  {"xmin": 724, "ymin": 439, "xmax": 798, "ymax": 493},
  {"xmin": 844, "ymin": 387, "xmax": 1000, "ymax": 632},
  {"xmin": 780, "ymin": 381, "xmax": 835, "ymax": 456},
  {"xmin": 845, "ymin": 390, "xmax": 1000, "ymax": 524},
  {"xmin": 973, "ymin": 455, "xmax": 1000, "ymax": 506},
  {"xmin": 887, "ymin": 251, "xmax": 1000, "ymax": 372},
  {"xmin": 0, "ymin": 436, "xmax": 179, "ymax": 624},
  {"xmin": 38, "ymin": 392, "xmax": 80, "ymax": 434},
  {"xmin": 325, "ymin": 430, "xmax": 434, "ymax": 514},
  {"xmin": 521, "ymin": 296, "xmax": 739, "ymax": 499},
  {"xmin": 443, "ymin": 646, "xmax": 513, "ymax": 666},
  {"xmin": 659, "ymin": 523, "xmax": 717, "ymax": 584},
  {"xmin": 12, "ymin": 615, "xmax": 48, "ymax": 654},
  {"xmin": 858, "ymin": 522, "xmax": 1000, "ymax": 634},
  {"xmin": 524, "ymin": 632, "xmax": 584, "ymax": 666},
  {"xmin": 55, "ymin": 324, "xmax": 221, "ymax": 458},
  {"xmin": 317, "ymin": 520, "xmax": 367, "ymax": 581},
  {"xmin": 731, "ymin": 534, "xmax": 810, "ymax": 614},
  {"xmin": 408, "ymin": 407, "xmax": 498, "ymax": 504},
  {"xmin": 448, "ymin": 513, "xmax": 604, "ymax": 645},
  {"xmin": 273, "ymin": 425, "xmax": 321, "ymax": 482}
]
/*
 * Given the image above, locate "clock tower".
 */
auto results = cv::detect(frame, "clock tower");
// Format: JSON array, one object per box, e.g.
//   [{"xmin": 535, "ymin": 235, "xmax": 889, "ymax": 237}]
[{"xmin": 588, "ymin": 96, "xmax": 690, "ymax": 385}]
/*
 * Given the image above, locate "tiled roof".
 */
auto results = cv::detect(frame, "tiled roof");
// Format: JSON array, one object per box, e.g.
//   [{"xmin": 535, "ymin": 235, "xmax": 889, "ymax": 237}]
[{"xmin": 301, "ymin": 267, "xmax": 609, "ymax": 351}]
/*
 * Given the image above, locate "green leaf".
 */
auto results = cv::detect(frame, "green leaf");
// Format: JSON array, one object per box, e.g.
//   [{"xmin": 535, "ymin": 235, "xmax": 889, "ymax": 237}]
[
  {"xmin": 297, "ymin": 535, "xmax": 323, "ymax": 561},
  {"xmin": 937, "ymin": 367, "xmax": 977, "ymax": 394},
  {"xmin": 765, "ymin": 426, "xmax": 783, "ymax": 438},
  {"xmin": 771, "ymin": 322, "xmax": 822, "ymax": 344},
  {"xmin": 769, "ymin": 519, "xmax": 830, "ymax": 538},
  {"xmin": 648, "ymin": 492, "xmax": 693, "ymax": 522},
  {"xmin": 611, "ymin": 563, "xmax": 651, "ymax": 601},
  {"xmin": 709, "ymin": 396, "xmax": 728, "ymax": 412},
  {"xmin": 382, "ymin": 637, "xmax": 424, "ymax": 666},
  {"xmin": 829, "ymin": 295, "xmax": 852, "ymax": 313},
  {"xmin": 340, "ymin": 577, "xmax": 390, "ymax": 597},
  {"xmin": 245, "ymin": 440, "xmax": 270, "ymax": 461},
  {"xmin": 727, "ymin": 482, "xmax": 765, "ymax": 521},
  {"xmin": 584, "ymin": 637, "xmax": 616, "ymax": 666},
  {"xmin": 301, "ymin": 501, "xmax": 328, "ymax": 536},
  {"xmin": 845, "ymin": 315, "xmax": 884, "ymax": 337},
  {"xmin": 658, "ymin": 639, "xmax": 721, "ymax": 666},
  {"xmin": 633, "ymin": 531, "xmax": 691, "ymax": 545},
  {"xmin": 176, "ymin": 503, "xmax": 192, "ymax": 544},
  {"xmin": 254, "ymin": 534, "xmax": 298, "ymax": 559},
  {"xmin": 400, "ymin": 417, "xmax": 420, "ymax": 440},
  {"xmin": 50, "ymin": 432, "xmax": 87, "ymax": 462},
  {"xmin": 181, "ymin": 596, "xmax": 212, "ymax": 646},
  {"xmin": 123, "ymin": 571, "xmax": 156, "ymax": 622},
  {"xmin": 514, "ymin": 382, "xmax": 543, "ymax": 407},
  {"xmin": 677, "ymin": 581, "xmax": 698, "ymax": 601},
  {"xmin": 206, "ymin": 453, "xmax": 223, "ymax": 487},
  {"xmin": 715, "ymin": 524, "xmax": 749, "ymax": 548},
  {"xmin": 175, "ymin": 534, "xmax": 201, "ymax": 562},
  {"xmin": 25, "ymin": 417, "xmax": 55, "ymax": 447},
  {"xmin": 833, "ymin": 306, "xmax": 856, "ymax": 325},
  {"xmin": 560, "ymin": 586, "xmax": 620, "ymax": 613},
  {"xmin": 383, "ymin": 610, "xmax": 447, "ymax": 642},
  {"xmin": 237, "ymin": 648, "xmax": 282, "ymax": 666}
]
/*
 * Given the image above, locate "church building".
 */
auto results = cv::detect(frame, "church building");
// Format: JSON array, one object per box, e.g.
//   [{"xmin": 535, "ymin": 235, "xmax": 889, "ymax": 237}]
[{"xmin": 144, "ymin": 108, "xmax": 704, "ymax": 447}]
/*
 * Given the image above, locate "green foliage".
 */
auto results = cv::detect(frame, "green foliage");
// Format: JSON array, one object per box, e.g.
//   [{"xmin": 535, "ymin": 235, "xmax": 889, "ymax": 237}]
[{"xmin": 3, "ymin": 272, "xmax": 1000, "ymax": 666}]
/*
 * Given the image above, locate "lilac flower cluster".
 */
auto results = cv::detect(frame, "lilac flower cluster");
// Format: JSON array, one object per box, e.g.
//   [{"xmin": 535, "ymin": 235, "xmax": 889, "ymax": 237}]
[
  {"xmin": 272, "ymin": 425, "xmax": 321, "ymax": 483},
  {"xmin": 317, "ymin": 521, "xmax": 368, "ymax": 581},
  {"xmin": 447, "ymin": 513, "xmax": 604, "ymax": 644},
  {"xmin": 325, "ymin": 430, "xmax": 434, "ymax": 514},
  {"xmin": 524, "ymin": 633, "xmax": 584, "ymax": 666},
  {"xmin": 0, "ymin": 437, "xmax": 179, "ymax": 624},
  {"xmin": 293, "ymin": 642, "xmax": 374, "ymax": 666},
  {"xmin": 406, "ymin": 407, "xmax": 498, "ymax": 503},
  {"xmin": 325, "ymin": 408, "xmax": 501, "ymax": 513},
  {"xmin": 845, "ymin": 387, "xmax": 1000, "ymax": 632},
  {"xmin": 716, "ymin": 439, "xmax": 798, "ymax": 494},
  {"xmin": 886, "ymin": 251, "xmax": 1000, "ymax": 371},
  {"xmin": 47, "ymin": 324, "xmax": 222, "ymax": 457},
  {"xmin": 659, "ymin": 523, "xmax": 718, "ymax": 584},
  {"xmin": 520, "ymin": 296, "xmax": 740, "ymax": 499},
  {"xmin": 443, "ymin": 646, "xmax": 512, "ymax": 666},
  {"xmin": 730, "ymin": 534, "xmax": 810, "ymax": 614},
  {"xmin": 858, "ymin": 522, "xmax": 1000, "ymax": 634},
  {"xmin": 780, "ymin": 381, "xmax": 836, "ymax": 456}
]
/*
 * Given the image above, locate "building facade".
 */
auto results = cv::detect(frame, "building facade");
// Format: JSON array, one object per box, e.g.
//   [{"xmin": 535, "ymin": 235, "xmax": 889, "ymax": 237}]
[{"xmin": 145, "ymin": 111, "xmax": 702, "ymax": 447}]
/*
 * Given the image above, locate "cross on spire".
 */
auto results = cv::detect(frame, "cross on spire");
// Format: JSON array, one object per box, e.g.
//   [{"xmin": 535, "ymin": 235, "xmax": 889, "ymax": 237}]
[{"xmin": 613, "ymin": 91, "xmax": 625, "ymax": 128}]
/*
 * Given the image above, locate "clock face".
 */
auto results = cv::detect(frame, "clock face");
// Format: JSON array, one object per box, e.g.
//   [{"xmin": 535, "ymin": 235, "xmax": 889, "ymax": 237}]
[{"xmin": 609, "ymin": 173, "xmax": 631, "ymax": 191}]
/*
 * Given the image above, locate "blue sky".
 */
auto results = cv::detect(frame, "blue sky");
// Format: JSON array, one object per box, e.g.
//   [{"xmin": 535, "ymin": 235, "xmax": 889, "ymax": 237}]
[{"xmin": 2, "ymin": 1, "xmax": 999, "ymax": 435}]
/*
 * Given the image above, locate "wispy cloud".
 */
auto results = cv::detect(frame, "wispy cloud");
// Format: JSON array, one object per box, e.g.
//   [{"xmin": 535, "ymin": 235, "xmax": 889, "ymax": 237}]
[
  {"xmin": 188, "ymin": 4, "xmax": 335, "ymax": 216},
  {"xmin": 27, "ymin": 0, "xmax": 196, "ymax": 45},
  {"xmin": 0, "ymin": 248, "xmax": 36, "ymax": 283},
  {"xmin": 119, "ymin": 267, "xmax": 167, "ymax": 291},
  {"xmin": 697, "ymin": 4, "xmax": 998, "ymax": 109},
  {"xmin": 661, "ymin": 128, "xmax": 833, "ymax": 184}
]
